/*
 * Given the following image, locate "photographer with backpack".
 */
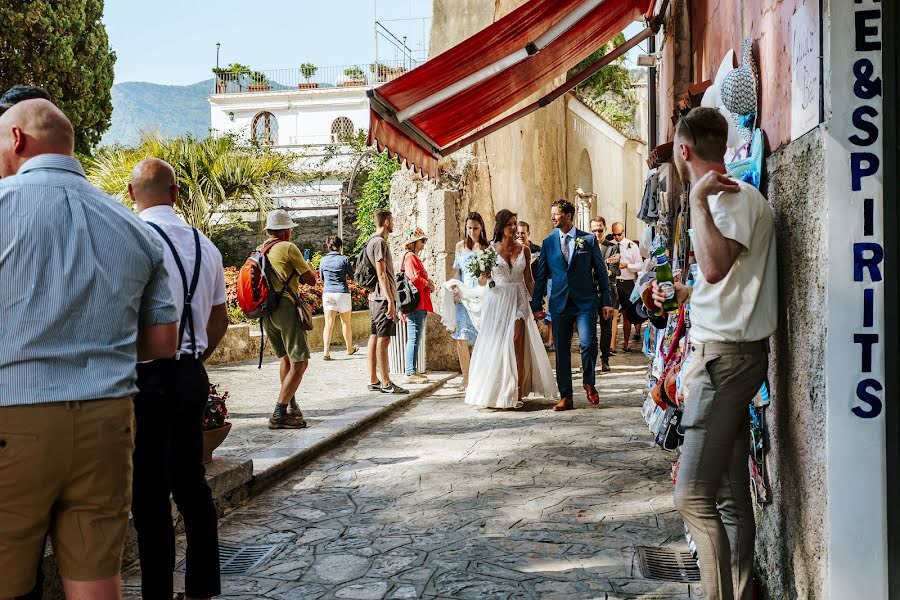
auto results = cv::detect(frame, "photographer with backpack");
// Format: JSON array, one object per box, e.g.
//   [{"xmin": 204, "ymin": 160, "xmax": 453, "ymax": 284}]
[{"xmin": 255, "ymin": 209, "xmax": 317, "ymax": 429}]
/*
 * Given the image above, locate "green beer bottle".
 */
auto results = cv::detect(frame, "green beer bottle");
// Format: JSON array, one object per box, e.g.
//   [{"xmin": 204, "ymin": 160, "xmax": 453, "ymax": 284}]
[{"xmin": 655, "ymin": 255, "xmax": 680, "ymax": 313}]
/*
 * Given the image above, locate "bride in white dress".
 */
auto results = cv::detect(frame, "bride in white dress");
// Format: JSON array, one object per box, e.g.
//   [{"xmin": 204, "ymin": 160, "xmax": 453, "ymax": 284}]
[{"xmin": 464, "ymin": 210, "xmax": 559, "ymax": 409}]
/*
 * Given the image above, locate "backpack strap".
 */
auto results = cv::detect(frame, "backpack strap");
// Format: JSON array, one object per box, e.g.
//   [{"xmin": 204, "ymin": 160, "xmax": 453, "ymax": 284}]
[
  {"xmin": 261, "ymin": 240, "xmax": 299, "ymax": 302},
  {"xmin": 147, "ymin": 222, "xmax": 203, "ymax": 357}
]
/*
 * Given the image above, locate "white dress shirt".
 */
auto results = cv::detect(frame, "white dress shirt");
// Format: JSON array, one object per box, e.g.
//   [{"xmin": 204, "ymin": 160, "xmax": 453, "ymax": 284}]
[
  {"xmin": 616, "ymin": 237, "xmax": 643, "ymax": 281},
  {"xmin": 140, "ymin": 205, "xmax": 227, "ymax": 355}
]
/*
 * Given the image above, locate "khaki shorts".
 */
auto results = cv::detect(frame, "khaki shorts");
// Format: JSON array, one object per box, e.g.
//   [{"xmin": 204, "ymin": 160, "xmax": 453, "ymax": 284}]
[
  {"xmin": 0, "ymin": 398, "xmax": 135, "ymax": 596},
  {"xmin": 264, "ymin": 299, "xmax": 311, "ymax": 362}
]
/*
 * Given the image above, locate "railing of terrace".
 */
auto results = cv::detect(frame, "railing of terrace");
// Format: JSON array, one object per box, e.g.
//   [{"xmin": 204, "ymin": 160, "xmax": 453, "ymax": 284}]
[{"xmin": 211, "ymin": 61, "xmax": 415, "ymax": 94}]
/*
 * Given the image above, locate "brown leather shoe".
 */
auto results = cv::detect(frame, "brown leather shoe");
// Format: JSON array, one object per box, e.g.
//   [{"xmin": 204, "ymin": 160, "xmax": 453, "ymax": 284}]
[
  {"xmin": 553, "ymin": 397, "xmax": 574, "ymax": 411},
  {"xmin": 585, "ymin": 384, "xmax": 600, "ymax": 405}
]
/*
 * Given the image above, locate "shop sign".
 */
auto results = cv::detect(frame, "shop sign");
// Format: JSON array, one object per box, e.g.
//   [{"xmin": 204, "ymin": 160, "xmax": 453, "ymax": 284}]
[
  {"xmin": 825, "ymin": 0, "xmax": 887, "ymax": 598},
  {"xmin": 790, "ymin": 0, "xmax": 821, "ymax": 140}
]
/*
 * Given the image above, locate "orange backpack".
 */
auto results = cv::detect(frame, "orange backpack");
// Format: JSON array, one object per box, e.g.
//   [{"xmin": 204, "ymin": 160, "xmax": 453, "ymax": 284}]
[{"xmin": 236, "ymin": 240, "xmax": 283, "ymax": 319}]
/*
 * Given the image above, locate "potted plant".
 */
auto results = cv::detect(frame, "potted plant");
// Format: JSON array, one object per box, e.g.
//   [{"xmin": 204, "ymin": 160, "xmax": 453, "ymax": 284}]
[
  {"xmin": 202, "ymin": 384, "xmax": 231, "ymax": 464},
  {"xmin": 341, "ymin": 66, "xmax": 366, "ymax": 87},
  {"xmin": 370, "ymin": 62, "xmax": 407, "ymax": 83},
  {"xmin": 215, "ymin": 62, "xmax": 251, "ymax": 92},
  {"xmin": 248, "ymin": 70, "xmax": 270, "ymax": 92},
  {"xmin": 299, "ymin": 62, "xmax": 318, "ymax": 89}
]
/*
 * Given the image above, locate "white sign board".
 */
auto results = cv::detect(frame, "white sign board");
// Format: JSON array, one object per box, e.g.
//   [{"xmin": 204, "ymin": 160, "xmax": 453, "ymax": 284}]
[
  {"xmin": 825, "ymin": 0, "xmax": 887, "ymax": 597},
  {"xmin": 790, "ymin": 0, "xmax": 821, "ymax": 140}
]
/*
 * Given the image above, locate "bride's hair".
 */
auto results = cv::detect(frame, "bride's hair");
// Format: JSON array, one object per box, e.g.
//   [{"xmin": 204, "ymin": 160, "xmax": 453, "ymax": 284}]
[
  {"xmin": 464, "ymin": 211, "xmax": 489, "ymax": 250},
  {"xmin": 492, "ymin": 209, "xmax": 518, "ymax": 243}
]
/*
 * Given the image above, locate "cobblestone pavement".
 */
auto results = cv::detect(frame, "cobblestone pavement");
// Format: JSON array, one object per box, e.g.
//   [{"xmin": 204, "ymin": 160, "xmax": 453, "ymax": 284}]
[
  {"xmin": 129, "ymin": 345, "xmax": 697, "ymax": 599},
  {"xmin": 206, "ymin": 349, "xmax": 452, "ymax": 475}
]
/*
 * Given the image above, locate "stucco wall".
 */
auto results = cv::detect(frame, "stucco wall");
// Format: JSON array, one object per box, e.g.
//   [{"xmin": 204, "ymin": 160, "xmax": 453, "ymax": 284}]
[
  {"xmin": 689, "ymin": 0, "xmax": 807, "ymax": 151},
  {"xmin": 566, "ymin": 96, "xmax": 647, "ymax": 239},
  {"xmin": 754, "ymin": 127, "xmax": 827, "ymax": 600}
]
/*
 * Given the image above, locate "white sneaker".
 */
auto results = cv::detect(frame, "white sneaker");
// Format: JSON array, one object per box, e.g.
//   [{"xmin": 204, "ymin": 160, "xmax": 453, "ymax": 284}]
[{"xmin": 405, "ymin": 374, "xmax": 429, "ymax": 385}]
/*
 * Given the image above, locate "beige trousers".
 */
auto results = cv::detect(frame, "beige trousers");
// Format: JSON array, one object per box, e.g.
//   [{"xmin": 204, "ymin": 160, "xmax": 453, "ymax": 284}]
[{"xmin": 674, "ymin": 341, "xmax": 767, "ymax": 600}]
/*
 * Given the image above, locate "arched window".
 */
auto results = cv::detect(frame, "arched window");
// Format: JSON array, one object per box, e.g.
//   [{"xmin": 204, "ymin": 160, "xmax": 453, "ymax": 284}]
[
  {"xmin": 331, "ymin": 116, "xmax": 355, "ymax": 143},
  {"xmin": 252, "ymin": 112, "xmax": 278, "ymax": 145}
]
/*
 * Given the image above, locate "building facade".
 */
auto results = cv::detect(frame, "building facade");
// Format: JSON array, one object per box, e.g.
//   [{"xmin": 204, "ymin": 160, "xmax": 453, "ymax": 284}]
[{"xmin": 647, "ymin": 1, "xmax": 896, "ymax": 597}]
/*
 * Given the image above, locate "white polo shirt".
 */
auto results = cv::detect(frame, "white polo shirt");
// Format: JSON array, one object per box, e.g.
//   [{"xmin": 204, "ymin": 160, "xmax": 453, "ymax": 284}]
[
  {"xmin": 140, "ymin": 205, "xmax": 227, "ymax": 355},
  {"xmin": 689, "ymin": 181, "xmax": 778, "ymax": 343}
]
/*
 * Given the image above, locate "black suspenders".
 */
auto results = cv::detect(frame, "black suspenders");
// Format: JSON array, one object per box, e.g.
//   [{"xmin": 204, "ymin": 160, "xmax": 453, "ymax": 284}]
[{"xmin": 147, "ymin": 222, "xmax": 202, "ymax": 357}]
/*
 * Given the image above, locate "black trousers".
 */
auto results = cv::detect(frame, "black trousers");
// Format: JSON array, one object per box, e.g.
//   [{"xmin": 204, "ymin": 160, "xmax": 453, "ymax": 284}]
[
  {"xmin": 132, "ymin": 358, "xmax": 221, "ymax": 599},
  {"xmin": 599, "ymin": 308, "xmax": 613, "ymax": 359}
]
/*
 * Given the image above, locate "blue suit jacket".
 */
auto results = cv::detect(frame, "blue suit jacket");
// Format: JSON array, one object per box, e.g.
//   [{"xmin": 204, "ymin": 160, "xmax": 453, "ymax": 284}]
[{"xmin": 530, "ymin": 228, "xmax": 613, "ymax": 316}]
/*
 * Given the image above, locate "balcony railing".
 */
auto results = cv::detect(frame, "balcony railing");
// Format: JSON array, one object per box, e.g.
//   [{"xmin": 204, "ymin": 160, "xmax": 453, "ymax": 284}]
[{"xmin": 211, "ymin": 61, "xmax": 416, "ymax": 94}]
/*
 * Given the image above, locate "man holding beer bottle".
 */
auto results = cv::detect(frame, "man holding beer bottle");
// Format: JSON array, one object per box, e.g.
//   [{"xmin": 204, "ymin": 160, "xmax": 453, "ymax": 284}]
[{"xmin": 652, "ymin": 107, "xmax": 777, "ymax": 600}]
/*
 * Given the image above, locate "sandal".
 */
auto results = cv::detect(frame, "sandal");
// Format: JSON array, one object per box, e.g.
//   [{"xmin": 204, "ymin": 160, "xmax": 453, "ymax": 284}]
[
  {"xmin": 347, "ymin": 346, "xmax": 359, "ymax": 356},
  {"xmin": 323, "ymin": 354, "xmax": 333, "ymax": 361}
]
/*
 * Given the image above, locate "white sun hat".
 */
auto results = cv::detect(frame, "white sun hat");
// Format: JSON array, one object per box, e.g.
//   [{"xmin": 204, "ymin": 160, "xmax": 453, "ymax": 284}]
[
  {"xmin": 265, "ymin": 209, "xmax": 295, "ymax": 230},
  {"xmin": 700, "ymin": 49, "xmax": 743, "ymax": 151}
]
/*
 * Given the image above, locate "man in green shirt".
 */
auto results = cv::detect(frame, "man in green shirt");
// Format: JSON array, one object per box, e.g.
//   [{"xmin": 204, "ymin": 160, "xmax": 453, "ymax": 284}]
[{"xmin": 261, "ymin": 209, "xmax": 317, "ymax": 428}]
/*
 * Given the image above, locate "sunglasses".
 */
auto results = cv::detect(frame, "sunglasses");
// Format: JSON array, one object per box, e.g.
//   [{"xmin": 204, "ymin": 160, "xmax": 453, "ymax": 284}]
[
  {"xmin": 612, "ymin": 232, "xmax": 624, "ymax": 238},
  {"xmin": 679, "ymin": 114, "xmax": 697, "ymax": 146}
]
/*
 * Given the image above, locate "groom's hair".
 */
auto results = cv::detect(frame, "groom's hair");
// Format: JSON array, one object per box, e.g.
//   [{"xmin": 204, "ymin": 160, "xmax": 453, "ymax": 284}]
[{"xmin": 552, "ymin": 199, "xmax": 576, "ymax": 217}]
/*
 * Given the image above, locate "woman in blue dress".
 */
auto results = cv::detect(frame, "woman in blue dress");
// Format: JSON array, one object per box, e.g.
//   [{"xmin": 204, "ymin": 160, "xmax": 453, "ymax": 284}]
[{"xmin": 451, "ymin": 212, "xmax": 488, "ymax": 391}]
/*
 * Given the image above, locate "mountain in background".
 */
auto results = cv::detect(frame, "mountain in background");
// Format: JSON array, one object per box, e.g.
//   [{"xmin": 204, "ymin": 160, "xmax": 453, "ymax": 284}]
[{"xmin": 101, "ymin": 79, "xmax": 213, "ymax": 146}]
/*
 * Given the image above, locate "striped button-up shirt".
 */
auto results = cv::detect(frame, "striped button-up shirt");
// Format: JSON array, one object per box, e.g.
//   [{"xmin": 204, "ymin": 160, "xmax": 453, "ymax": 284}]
[{"xmin": 0, "ymin": 154, "xmax": 177, "ymax": 406}]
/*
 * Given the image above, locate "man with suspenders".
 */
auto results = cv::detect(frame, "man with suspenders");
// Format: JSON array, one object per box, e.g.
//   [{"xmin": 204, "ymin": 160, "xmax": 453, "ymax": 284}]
[{"xmin": 129, "ymin": 158, "xmax": 230, "ymax": 600}]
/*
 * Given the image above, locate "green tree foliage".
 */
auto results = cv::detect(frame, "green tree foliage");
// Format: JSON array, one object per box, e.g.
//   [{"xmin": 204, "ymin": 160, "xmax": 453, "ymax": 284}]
[
  {"xmin": 354, "ymin": 150, "xmax": 400, "ymax": 250},
  {"xmin": 0, "ymin": 0, "xmax": 116, "ymax": 153},
  {"xmin": 87, "ymin": 133, "xmax": 302, "ymax": 237},
  {"xmin": 568, "ymin": 33, "xmax": 638, "ymax": 132}
]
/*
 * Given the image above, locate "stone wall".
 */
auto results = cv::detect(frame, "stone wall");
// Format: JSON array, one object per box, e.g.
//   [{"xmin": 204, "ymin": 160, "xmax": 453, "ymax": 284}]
[
  {"xmin": 754, "ymin": 127, "xmax": 827, "ymax": 600},
  {"xmin": 212, "ymin": 209, "xmax": 359, "ymax": 268}
]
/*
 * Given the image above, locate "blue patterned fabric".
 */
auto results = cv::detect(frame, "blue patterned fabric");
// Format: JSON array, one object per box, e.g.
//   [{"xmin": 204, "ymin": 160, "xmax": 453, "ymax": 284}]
[{"xmin": 451, "ymin": 251, "xmax": 479, "ymax": 343}]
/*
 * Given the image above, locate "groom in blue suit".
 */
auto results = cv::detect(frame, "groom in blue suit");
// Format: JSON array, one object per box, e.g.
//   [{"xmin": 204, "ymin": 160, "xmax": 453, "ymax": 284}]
[{"xmin": 531, "ymin": 199, "xmax": 614, "ymax": 410}]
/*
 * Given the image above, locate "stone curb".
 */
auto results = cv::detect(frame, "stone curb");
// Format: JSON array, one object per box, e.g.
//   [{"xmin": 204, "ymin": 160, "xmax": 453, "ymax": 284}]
[{"xmin": 247, "ymin": 373, "xmax": 456, "ymax": 496}]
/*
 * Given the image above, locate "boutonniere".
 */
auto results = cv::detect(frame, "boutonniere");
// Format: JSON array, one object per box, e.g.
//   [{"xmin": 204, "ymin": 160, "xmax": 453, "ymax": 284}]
[{"xmin": 574, "ymin": 237, "xmax": 587, "ymax": 250}]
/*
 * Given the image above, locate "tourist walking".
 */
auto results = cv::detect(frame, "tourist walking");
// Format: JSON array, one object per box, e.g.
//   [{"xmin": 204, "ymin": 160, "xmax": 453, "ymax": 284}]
[
  {"xmin": 130, "ymin": 158, "xmax": 229, "ymax": 600},
  {"xmin": 611, "ymin": 221, "xmax": 643, "ymax": 352},
  {"xmin": 655, "ymin": 107, "xmax": 777, "ymax": 600},
  {"xmin": 319, "ymin": 235, "xmax": 358, "ymax": 360},
  {"xmin": 401, "ymin": 227, "xmax": 435, "ymax": 384},
  {"xmin": 365, "ymin": 209, "xmax": 408, "ymax": 394},
  {"xmin": 0, "ymin": 99, "xmax": 178, "ymax": 600},
  {"xmin": 464, "ymin": 210, "xmax": 557, "ymax": 409},
  {"xmin": 590, "ymin": 217, "xmax": 617, "ymax": 372},
  {"xmin": 448, "ymin": 212, "xmax": 488, "ymax": 391},
  {"xmin": 260, "ymin": 209, "xmax": 317, "ymax": 429},
  {"xmin": 531, "ymin": 199, "xmax": 614, "ymax": 411}
]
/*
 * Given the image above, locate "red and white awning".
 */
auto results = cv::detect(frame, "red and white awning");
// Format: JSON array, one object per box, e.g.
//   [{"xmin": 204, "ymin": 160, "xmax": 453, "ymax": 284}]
[{"xmin": 368, "ymin": 0, "xmax": 656, "ymax": 178}]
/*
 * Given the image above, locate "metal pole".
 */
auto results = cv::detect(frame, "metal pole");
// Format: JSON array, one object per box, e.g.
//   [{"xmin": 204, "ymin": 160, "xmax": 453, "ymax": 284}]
[
  {"xmin": 216, "ymin": 42, "xmax": 220, "ymax": 69},
  {"xmin": 338, "ymin": 201, "xmax": 344, "ymax": 240}
]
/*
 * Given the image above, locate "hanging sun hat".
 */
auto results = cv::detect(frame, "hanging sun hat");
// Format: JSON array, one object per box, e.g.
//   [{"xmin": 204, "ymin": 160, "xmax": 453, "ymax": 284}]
[
  {"xmin": 720, "ymin": 38, "xmax": 759, "ymax": 144},
  {"xmin": 700, "ymin": 50, "xmax": 742, "ymax": 151},
  {"xmin": 405, "ymin": 226, "xmax": 428, "ymax": 249},
  {"xmin": 726, "ymin": 127, "xmax": 765, "ymax": 189}
]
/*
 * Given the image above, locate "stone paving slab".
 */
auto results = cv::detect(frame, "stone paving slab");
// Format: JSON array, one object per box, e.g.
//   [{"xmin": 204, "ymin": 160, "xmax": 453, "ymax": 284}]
[
  {"xmin": 124, "ymin": 345, "xmax": 699, "ymax": 599},
  {"xmin": 206, "ymin": 348, "xmax": 454, "ymax": 480}
]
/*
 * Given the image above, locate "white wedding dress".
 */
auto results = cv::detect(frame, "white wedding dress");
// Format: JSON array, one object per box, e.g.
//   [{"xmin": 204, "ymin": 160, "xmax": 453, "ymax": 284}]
[{"xmin": 464, "ymin": 249, "xmax": 559, "ymax": 408}]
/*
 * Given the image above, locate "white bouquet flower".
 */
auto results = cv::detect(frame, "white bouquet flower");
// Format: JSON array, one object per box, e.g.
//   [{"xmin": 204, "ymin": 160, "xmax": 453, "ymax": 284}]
[{"xmin": 466, "ymin": 248, "xmax": 499, "ymax": 288}]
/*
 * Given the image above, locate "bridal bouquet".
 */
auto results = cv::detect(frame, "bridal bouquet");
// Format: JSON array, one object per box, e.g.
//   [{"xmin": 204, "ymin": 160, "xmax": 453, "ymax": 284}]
[{"xmin": 466, "ymin": 248, "xmax": 499, "ymax": 288}]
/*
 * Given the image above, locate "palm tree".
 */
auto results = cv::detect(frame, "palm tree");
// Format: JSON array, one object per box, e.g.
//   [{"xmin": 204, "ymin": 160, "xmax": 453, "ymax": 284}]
[{"xmin": 88, "ymin": 133, "xmax": 301, "ymax": 237}]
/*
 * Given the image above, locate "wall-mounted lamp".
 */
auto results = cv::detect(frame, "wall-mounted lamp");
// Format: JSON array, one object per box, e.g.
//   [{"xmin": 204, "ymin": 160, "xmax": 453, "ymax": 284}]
[
  {"xmin": 228, "ymin": 112, "xmax": 235, "ymax": 122},
  {"xmin": 637, "ymin": 53, "xmax": 661, "ymax": 67}
]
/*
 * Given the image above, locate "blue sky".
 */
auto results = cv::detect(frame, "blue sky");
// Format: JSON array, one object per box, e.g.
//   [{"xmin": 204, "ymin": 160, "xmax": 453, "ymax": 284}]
[{"xmin": 103, "ymin": 0, "xmax": 433, "ymax": 85}]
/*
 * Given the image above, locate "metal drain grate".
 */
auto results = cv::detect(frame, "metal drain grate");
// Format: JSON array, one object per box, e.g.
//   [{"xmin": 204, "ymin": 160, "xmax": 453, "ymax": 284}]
[
  {"xmin": 176, "ymin": 542, "xmax": 280, "ymax": 576},
  {"xmin": 635, "ymin": 546, "xmax": 702, "ymax": 583}
]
